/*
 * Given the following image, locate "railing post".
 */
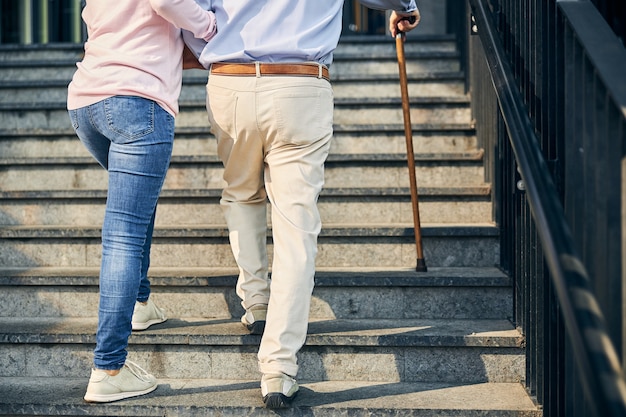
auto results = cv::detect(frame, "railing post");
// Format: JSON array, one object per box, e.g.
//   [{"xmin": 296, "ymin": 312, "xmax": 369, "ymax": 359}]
[{"xmin": 19, "ymin": 0, "xmax": 33, "ymax": 44}]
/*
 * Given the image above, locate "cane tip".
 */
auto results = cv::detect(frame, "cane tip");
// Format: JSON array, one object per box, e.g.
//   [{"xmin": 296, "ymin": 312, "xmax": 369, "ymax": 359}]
[{"xmin": 415, "ymin": 258, "xmax": 427, "ymax": 272}]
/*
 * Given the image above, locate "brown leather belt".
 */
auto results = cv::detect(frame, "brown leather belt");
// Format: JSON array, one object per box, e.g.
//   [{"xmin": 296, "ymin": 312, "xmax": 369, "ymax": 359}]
[{"xmin": 210, "ymin": 62, "xmax": 330, "ymax": 82}]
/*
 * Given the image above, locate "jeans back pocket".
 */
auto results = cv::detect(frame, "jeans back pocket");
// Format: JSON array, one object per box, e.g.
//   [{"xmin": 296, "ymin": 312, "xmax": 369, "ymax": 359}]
[{"xmin": 103, "ymin": 96, "xmax": 155, "ymax": 142}]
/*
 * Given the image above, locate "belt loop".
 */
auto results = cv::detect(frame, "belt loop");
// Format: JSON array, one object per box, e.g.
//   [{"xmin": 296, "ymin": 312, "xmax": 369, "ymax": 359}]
[
  {"xmin": 317, "ymin": 63, "xmax": 323, "ymax": 79},
  {"xmin": 255, "ymin": 62, "xmax": 261, "ymax": 78}
]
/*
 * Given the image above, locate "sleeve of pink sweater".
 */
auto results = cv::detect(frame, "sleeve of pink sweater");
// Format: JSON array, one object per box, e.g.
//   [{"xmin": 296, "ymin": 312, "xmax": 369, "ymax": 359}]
[
  {"xmin": 67, "ymin": 0, "xmax": 217, "ymax": 116},
  {"xmin": 149, "ymin": 0, "xmax": 217, "ymax": 41}
]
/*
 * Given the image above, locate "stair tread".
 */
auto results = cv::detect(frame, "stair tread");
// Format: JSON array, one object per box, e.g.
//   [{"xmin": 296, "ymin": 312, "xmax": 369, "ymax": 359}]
[
  {"xmin": 0, "ymin": 265, "xmax": 510, "ymax": 287},
  {"xmin": 0, "ymin": 122, "xmax": 476, "ymax": 136},
  {"xmin": 0, "ymin": 151, "xmax": 484, "ymax": 166},
  {"xmin": 0, "ymin": 316, "xmax": 522, "ymax": 347},
  {"xmin": 0, "ymin": 377, "xmax": 540, "ymax": 415},
  {"xmin": 0, "ymin": 185, "xmax": 491, "ymax": 200},
  {"xmin": 332, "ymin": 50, "xmax": 460, "ymax": 60},
  {"xmin": 0, "ymin": 94, "xmax": 468, "ymax": 110},
  {"xmin": 0, "ymin": 50, "xmax": 458, "ymax": 67},
  {"xmin": 332, "ymin": 96, "xmax": 469, "ymax": 105},
  {"xmin": 329, "ymin": 71, "xmax": 465, "ymax": 82},
  {"xmin": 0, "ymin": 71, "xmax": 466, "ymax": 87},
  {"xmin": 0, "ymin": 223, "xmax": 498, "ymax": 238}
]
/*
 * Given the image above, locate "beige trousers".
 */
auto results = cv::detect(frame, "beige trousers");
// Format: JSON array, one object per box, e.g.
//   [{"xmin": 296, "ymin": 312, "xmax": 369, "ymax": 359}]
[{"xmin": 206, "ymin": 71, "xmax": 333, "ymax": 377}]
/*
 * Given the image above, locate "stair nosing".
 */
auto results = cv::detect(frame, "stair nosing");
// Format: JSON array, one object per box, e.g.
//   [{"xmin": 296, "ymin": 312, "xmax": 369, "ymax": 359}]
[
  {"xmin": 0, "ymin": 150, "xmax": 483, "ymax": 167},
  {"xmin": 0, "ymin": 377, "xmax": 540, "ymax": 415},
  {"xmin": 0, "ymin": 185, "xmax": 492, "ymax": 200},
  {"xmin": 0, "ymin": 123, "xmax": 477, "ymax": 137},
  {"xmin": 0, "ymin": 266, "xmax": 511, "ymax": 287},
  {"xmin": 0, "ymin": 316, "xmax": 523, "ymax": 348},
  {"xmin": 0, "ymin": 71, "xmax": 466, "ymax": 88},
  {"xmin": 0, "ymin": 94, "xmax": 470, "ymax": 111},
  {"xmin": 332, "ymin": 50, "xmax": 460, "ymax": 61}
]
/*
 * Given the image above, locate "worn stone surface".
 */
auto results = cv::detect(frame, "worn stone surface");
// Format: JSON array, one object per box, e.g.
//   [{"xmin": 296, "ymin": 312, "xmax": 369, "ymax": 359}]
[
  {"xmin": 0, "ymin": 266, "xmax": 511, "ymax": 319},
  {"xmin": 0, "ymin": 377, "xmax": 541, "ymax": 416},
  {"xmin": 0, "ymin": 227, "xmax": 499, "ymax": 268},
  {"xmin": 0, "ymin": 317, "xmax": 524, "ymax": 382},
  {"xmin": 1, "ymin": 157, "xmax": 487, "ymax": 191},
  {"xmin": 0, "ymin": 190, "xmax": 493, "ymax": 226}
]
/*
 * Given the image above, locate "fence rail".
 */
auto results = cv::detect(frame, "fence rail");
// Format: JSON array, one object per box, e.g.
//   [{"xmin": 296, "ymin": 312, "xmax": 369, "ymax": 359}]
[{"xmin": 465, "ymin": 0, "xmax": 626, "ymax": 415}]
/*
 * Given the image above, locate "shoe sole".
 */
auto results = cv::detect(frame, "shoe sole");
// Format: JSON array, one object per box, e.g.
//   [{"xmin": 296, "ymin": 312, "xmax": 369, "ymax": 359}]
[
  {"xmin": 245, "ymin": 320, "xmax": 266, "ymax": 335},
  {"xmin": 263, "ymin": 391, "xmax": 298, "ymax": 409},
  {"xmin": 84, "ymin": 383, "xmax": 157, "ymax": 403},
  {"xmin": 132, "ymin": 317, "xmax": 167, "ymax": 331}
]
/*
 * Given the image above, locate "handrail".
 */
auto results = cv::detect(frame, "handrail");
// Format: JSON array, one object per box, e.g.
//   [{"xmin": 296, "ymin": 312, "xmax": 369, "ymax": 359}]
[
  {"xmin": 468, "ymin": 0, "xmax": 626, "ymax": 415},
  {"xmin": 558, "ymin": 1, "xmax": 626, "ymax": 120}
]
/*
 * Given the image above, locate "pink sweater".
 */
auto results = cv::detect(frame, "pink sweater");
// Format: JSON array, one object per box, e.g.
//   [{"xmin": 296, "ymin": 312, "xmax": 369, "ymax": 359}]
[{"xmin": 67, "ymin": 0, "xmax": 216, "ymax": 116}]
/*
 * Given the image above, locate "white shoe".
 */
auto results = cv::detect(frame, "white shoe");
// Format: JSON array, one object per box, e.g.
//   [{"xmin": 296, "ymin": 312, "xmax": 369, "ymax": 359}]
[
  {"xmin": 131, "ymin": 298, "xmax": 166, "ymax": 331},
  {"xmin": 83, "ymin": 360, "xmax": 157, "ymax": 403},
  {"xmin": 241, "ymin": 304, "xmax": 267, "ymax": 335},
  {"xmin": 261, "ymin": 372, "xmax": 299, "ymax": 408}
]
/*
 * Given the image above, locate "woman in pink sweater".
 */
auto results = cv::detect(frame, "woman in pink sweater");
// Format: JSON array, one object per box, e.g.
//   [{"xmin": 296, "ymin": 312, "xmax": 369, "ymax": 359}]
[{"xmin": 67, "ymin": 0, "xmax": 216, "ymax": 403}]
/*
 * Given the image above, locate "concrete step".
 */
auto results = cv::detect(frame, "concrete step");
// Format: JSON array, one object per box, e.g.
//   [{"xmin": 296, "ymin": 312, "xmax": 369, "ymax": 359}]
[
  {"xmin": 0, "ymin": 267, "xmax": 512, "ymax": 320},
  {"xmin": 329, "ymin": 53, "xmax": 460, "ymax": 77},
  {"xmin": 175, "ymin": 97, "xmax": 472, "ymax": 128},
  {"xmin": 0, "ymin": 152, "xmax": 485, "ymax": 191},
  {"xmin": 329, "ymin": 36, "xmax": 462, "ymax": 77},
  {"xmin": 0, "ymin": 59, "xmax": 78, "ymax": 81},
  {"xmin": 0, "ymin": 36, "xmax": 450, "ymax": 62},
  {"xmin": 0, "ymin": 185, "xmax": 492, "ymax": 226},
  {"xmin": 0, "ymin": 94, "xmax": 471, "ymax": 131},
  {"xmin": 0, "ymin": 377, "xmax": 541, "ymax": 416},
  {"xmin": 0, "ymin": 224, "xmax": 499, "ymax": 268},
  {"xmin": 329, "ymin": 72, "xmax": 466, "ymax": 99},
  {"xmin": 332, "ymin": 97, "xmax": 471, "ymax": 125},
  {"xmin": 0, "ymin": 129, "xmax": 220, "ymax": 159},
  {"xmin": 335, "ymin": 34, "xmax": 459, "ymax": 54},
  {"xmin": 0, "ymin": 54, "xmax": 461, "ymax": 81},
  {"xmin": 0, "ymin": 48, "xmax": 459, "ymax": 83},
  {"xmin": 0, "ymin": 316, "xmax": 524, "ymax": 383},
  {"xmin": 0, "ymin": 124, "xmax": 478, "ymax": 157},
  {"xmin": 0, "ymin": 72, "xmax": 466, "ymax": 103},
  {"xmin": 0, "ymin": 43, "xmax": 85, "ymax": 61}
]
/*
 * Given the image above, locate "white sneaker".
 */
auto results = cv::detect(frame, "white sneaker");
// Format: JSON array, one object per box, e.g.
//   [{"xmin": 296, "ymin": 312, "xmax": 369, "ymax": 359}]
[
  {"xmin": 241, "ymin": 304, "xmax": 267, "ymax": 335},
  {"xmin": 261, "ymin": 372, "xmax": 299, "ymax": 408},
  {"xmin": 131, "ymin": 298, "xmax": 166, "ymax": 331},
  {"xmin": 83, "ymin": 360, "xmax": 157, "ymax": 403}
]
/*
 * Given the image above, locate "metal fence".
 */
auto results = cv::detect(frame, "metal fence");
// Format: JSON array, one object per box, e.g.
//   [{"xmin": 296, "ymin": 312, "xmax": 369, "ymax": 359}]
[{"xmin": 460, "ymin": 0, "xmax": 626, "ymax": 415}]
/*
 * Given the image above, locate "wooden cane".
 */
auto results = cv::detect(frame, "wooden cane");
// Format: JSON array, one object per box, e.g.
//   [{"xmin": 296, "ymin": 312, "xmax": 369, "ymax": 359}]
[{"xmin": 396, "ymin": 31, "xmax": 427, "ymax": 272}]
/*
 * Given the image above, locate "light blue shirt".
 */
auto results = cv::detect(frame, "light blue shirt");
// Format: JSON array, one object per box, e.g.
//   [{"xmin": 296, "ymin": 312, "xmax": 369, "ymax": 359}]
[{"xmin": 184, "ymin": 0, "xmax": 417, "ymax": 68}]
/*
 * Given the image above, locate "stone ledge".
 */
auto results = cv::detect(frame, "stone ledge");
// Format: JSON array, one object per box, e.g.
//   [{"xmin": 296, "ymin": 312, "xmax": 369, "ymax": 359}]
[
  {"xmin": 0, "ymin": 123, "xmax": 475, "ymax": 137},
  {"xmin": 0, "ymin": 266, "xmax": 510, "ymax": 287},
  {"xmin": 0, "ymin": 317, "xmax": 523, "ymax": 348},
  {"xmin": 0, "ymin": 185, "xmax": 492, "ymax": 200},
  {"xmin": 0, "ymin": 377, "xmax": 541, "ymax": 416},
  {"xmin": 0, "ymin": 224, "xmax": 499, "ymax": 239}
]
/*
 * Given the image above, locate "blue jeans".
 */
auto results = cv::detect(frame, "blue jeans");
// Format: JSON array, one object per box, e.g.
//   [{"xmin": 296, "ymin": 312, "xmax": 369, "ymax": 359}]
[{"xmin": 69, "ymin": 96, "xmax": 174, "ymax": 370}]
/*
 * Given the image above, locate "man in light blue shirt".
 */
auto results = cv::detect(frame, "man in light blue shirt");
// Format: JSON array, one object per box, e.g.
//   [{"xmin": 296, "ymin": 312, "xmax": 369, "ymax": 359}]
[
  {"xmin": 185, "ymin": 1, "xmax": 419, "ymax": 409},
  {"xmin": 185, "ymin": 1, "xmax": 418, "ymax": 66}
]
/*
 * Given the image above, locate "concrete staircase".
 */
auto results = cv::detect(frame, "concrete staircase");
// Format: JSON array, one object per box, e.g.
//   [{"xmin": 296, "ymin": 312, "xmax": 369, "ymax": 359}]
[{"xmin": 0, "ymin": 36, "xmax": 541, "ymax": 416}]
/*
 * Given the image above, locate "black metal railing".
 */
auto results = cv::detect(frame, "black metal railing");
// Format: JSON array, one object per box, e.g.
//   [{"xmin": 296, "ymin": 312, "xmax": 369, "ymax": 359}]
[
  {"xmin": 0, "ymin": 0, "xmax": 84, "ymax": 44},
  {"xmin": 590, "ymin": 0, "xmax": 626, "ymax": 46},
  {"xmin": 464, "ymin": 0, "xmax": 626, "ymax": 416}
]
